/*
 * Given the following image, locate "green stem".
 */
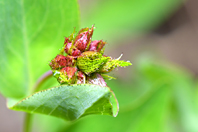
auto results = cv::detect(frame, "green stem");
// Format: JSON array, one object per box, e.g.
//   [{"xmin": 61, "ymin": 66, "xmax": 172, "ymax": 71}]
[
  {"xmin": 23, "ymin": 113, "xmax": 33, "ymax": 132},
  {"xmin": 23, "ymin": 70, "xmax": 53, "ymax": 132}
]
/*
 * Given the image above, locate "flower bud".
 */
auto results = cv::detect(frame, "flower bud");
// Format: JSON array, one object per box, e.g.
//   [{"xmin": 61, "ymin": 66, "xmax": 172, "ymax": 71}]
[
  {"xmin": 53, "ymin": 67, "xmax": 77, "ymax": 84},
  {"xmin": 74, "ymin": 26, "xmax": 94, "ymax": 52},
  {"xmin": 64, "ymin": 42, "xmax": 72, "ymax": 54},
  {"xmin": 64, "ymin": 43, "xmax": 81, "ymax": 57},
  {"xmin": 49, "ymin": 55, "xmax": 67, "ymax": 70},
  {"xmin": 61, "ymin": 67, "xmax": 77, "ymax": 79},
  {"xmin": 76, "ymin": 71, "xmax": 86, "ymax": 84},
  {"xmin": 74, "ymin": 32, "xmax": 89, "ymax": 52},
  {"xmin": 71, "ymin": 49, "xmax": 81, "ymax": 57},
  {"xmin": 50, "ymin": 25, "xmax": 132, "ymax": 86},
  {"xmin": 64, "ymin": 37, "xmax": 71, "ymax": 44},
  {"xmin": 86, "ymin": 73, "xmax": 107, "ymax": 87},
  {"xmin": 65, "ymin": 55, "xmax": 76, "ymax": 66},
  {"xmin": 89, "ymin": 40, "xmax": 106, "ymax": 52}
]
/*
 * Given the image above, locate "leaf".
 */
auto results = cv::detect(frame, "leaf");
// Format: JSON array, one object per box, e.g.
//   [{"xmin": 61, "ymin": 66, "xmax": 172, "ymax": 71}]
[
  {"xmin": 101, "ymin": 74, "xmax": 116, "ymax": 80},
  {"xmin": 0, "ymin": 0, "xmax": 80, "ymax": 98},
  {"xmin": 32, "ymin": 114, "xmax": 70, "ymax": 132},
  {"xmin": 61, "ymin": 82, "xmax": 171, "ymax": 132},
  {"xmin": 136, "ymin": 57, "xmax": 198, "ymax": 132},
  {"xmin": 9, "ymin": 84, "xmax": 119, "ymax": 121},
  {"xmin": 81, "ymin": 0, "xmax": 182, "ymax": 44}
]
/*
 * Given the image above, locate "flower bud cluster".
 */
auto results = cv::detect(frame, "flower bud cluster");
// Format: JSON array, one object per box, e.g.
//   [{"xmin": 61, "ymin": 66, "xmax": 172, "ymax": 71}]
[{"xmin": 49, "ymin": 26, "xmax": 132, "ymax": 86}]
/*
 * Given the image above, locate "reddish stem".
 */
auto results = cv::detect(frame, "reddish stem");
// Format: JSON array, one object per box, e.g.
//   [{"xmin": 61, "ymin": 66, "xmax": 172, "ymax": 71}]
[{"xmin": 33, "ymin": 70, "xmax": 53, "ymax": 92}]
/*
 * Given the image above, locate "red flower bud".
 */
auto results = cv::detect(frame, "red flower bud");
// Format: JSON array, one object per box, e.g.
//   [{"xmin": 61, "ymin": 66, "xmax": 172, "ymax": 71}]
[
  {"xmin": 74, "ymin": 26, "xmax": 94, "ymax": 52},
  {"xmin": 50, "ymin": 25, "xmax": 132, "ymax": 86},
  {"xmin": 64, "ymin": 43, "xmax": 81, "ymax": 57},
  {"xmin": 89, "ymin": 40, "xmax": 106, "ymax": 52},
  {"xmin": 53, "ymin": 66, "xmax": 77, "ymax": 84},
  {"xmin": 71, "ymin": 49, "xmax": 81, "ymax": 57},
  {"xmin": 76, "ymin": 71, "xmax": 86, "ymax": 84},
  {"xmin": 64, "ymin": 42, "xmax": 72, "ymax": 54},
  {"xmin": 64, "ymin": 37, "xmax": 71, "ymax": 44},
  {"xmin": 74, "ymin": 32, "xmax": 88, "ymax": 51},
  {"xmin": 65, "ymin": 55, "xmax": 76, "ymax": 66},
  {"xmin": 87, "ymin": 73, "xmax": 107, "ymax": 87},
  {"xmin": 49, "ymin": 55, "xmax": 67, "ymax": 70},
  {"xmin": 60, "ymin": 67, "xmax": 77, "ymax": 79}
]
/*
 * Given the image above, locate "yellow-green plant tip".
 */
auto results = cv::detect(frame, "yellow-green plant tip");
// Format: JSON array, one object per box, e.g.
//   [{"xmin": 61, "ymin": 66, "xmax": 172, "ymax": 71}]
[
  {"xmin": 77, "ymin": 51, "xmax": 109, "ymax": 75},
  {"xmin": 100, "ymin": 59, "xmax": 132, "ymax": 73},
  {"xmin": 101, "ymin": 74, "xmax": 116, "ymax": 80}
]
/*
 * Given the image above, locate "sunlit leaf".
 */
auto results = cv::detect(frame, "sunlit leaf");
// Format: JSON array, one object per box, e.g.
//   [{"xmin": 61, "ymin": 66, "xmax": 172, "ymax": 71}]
[
  {"xmin": 9, "ymin": 84, "xmax": 119, "ymax": 121},
  {"xmin": 0, "ymin": 0, "xmax": 79, "ymax": 98}
]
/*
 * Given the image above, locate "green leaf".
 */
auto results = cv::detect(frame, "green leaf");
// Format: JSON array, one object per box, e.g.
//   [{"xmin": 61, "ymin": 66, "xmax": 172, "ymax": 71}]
[
  {"xmin": 61, "ymin": 82, "xmax": 171, "ymax": 132},
  {"xmin": 9, "ymin": 84, "xmax": 119, "ymax": 121},
  {"xmin": 0, "ymin": 0, "xmax": 80, "ymax": 98},
  {"xmin": 136, "ymin": 57, "xmax": 198, "ymax": 132},
  {"xmin": 101, "ymin": 74, "xmax": 116, "ymax": 80},
  {"xmin": 81, "ymin": 0, "xmax": 182, "ymax": 44},
  {"xmin": 32, "ymin": 114, "xmax": 70, "ymax": 132}
]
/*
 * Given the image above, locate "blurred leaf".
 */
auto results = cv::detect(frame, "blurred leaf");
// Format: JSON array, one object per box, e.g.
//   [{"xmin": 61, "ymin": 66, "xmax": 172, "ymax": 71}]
[
  {"xmin": 136, "ymin": 57, "xmax": 198, "ymax": 132},
  {"xmin": 0, "ymin": 0, "xmax": 80, "ymax": 98},
  {"xmin": 62, "ymin": 82, "xmax": 171, "ymax": 132},
  {"xmin": 106, "ymin": 79, "xmax": 150, "ymax": 108},
  {"xmin": 81, "ymin": 0, "xmax": 183, "ymax": 43},
  {"xmin": 9, "ymin": 84, "xmax": 119, "ymax": 121},
  {"xmin": 32, "ymin": 114, "xmax": 70, "ymax": 132}
]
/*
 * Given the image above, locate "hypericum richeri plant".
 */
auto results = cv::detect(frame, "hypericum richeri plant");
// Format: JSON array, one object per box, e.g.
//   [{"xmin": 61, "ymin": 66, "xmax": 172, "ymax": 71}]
[{"xmin": 9, "ymin": 26, "xmax": 132, "ymax": 128}]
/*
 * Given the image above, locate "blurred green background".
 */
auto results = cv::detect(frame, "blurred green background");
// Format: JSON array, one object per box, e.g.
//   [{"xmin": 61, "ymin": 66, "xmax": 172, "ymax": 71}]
[{"xmin": 1, "ymin": 0, "xmax": 198, "ymax": 132}]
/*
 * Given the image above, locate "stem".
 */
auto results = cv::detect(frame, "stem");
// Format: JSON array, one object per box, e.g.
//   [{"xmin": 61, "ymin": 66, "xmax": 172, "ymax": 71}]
[
  {"xmin": 33, "ymin": 70, "xmax": 53, "ymax": 92},
  {"xmin": 23, "ymin": 70, "xmax": 53, "ymax": 132},
  {"xmin": 23, "ymin": 113, "xmax": 33, "ymax": 132}
]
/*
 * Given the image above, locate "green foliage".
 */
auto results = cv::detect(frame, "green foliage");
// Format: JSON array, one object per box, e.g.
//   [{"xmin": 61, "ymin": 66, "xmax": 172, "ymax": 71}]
[
  {"xmin": 77, "ymin": 51, "xmax": 132, "ymax": 75},
  {"xmin": 137, "ymin": 58, "xmax": 198, "ymax": 132},
  {"xmin": 100, "ymin": 58, "xmax": 132, "ymax": 73},
  {"xmin": 9, "ymin": 84, "xmax": 118, "ymax": 121},
  {"xmin": 81, "ymin": 0, "xmax": 183, "ymax": 43},
  {"xmin": 101, "ymin": 74, "xmax": 116, "ymax": 80},
  {"xmin": 0, "ymin": 0, "xmax": 79, "ymax": 98},
  {"xmin": 47, "ymin": 58, "xmax": 197, "ymax": 132},
  {"xmin": 0, "ymin": 0, "xmax": 121, "ymax": 124},
  {"xmin": 53, "ymin": 81, "xmax": 171, "ymax": 132},
  {"xmin": 1, "ymin": 0, "xmax": 197, "ymax": 132}
]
